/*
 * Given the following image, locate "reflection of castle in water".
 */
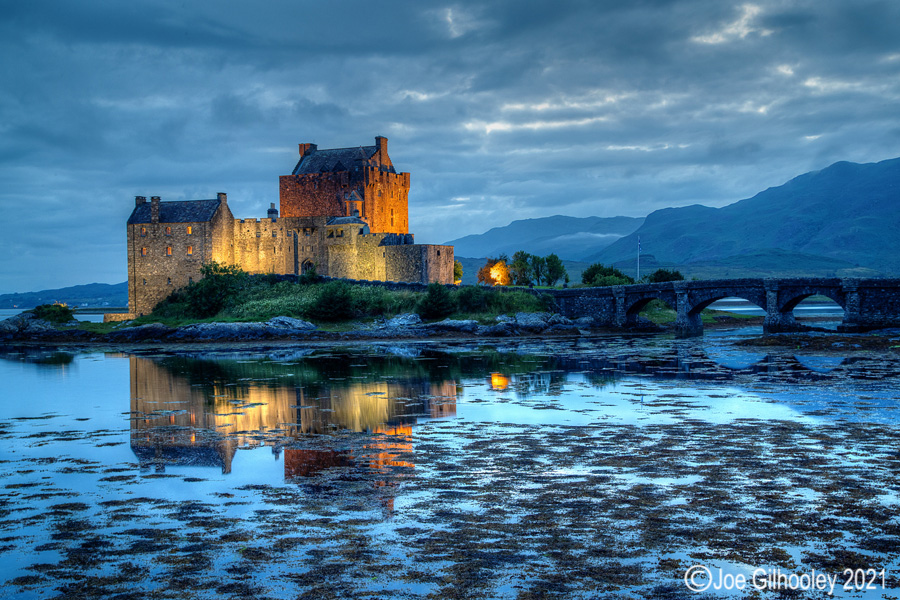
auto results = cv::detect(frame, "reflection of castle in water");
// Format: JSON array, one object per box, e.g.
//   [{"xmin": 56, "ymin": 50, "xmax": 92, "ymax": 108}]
[{"xmin": 129, "ymin": 356, "xmax": 457, "ymax": 476}]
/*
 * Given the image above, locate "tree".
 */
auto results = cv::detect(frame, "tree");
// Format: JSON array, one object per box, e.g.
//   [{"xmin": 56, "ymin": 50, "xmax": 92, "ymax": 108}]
[
  {"xmin": 544, "ymin": 253, "xmax": 567, "ymax": 286},
  {"xmin": 509, "ymin": 251, "xmax": 533, "ymax": 286},
  {"xmin": 417, "ymin": 282, "xmax": 456, "ymax": 319},
  {"xmin": 581, "ymin": 263, "xmax": 634, "ymax": 287},
  {"xmin": 645, "ymin": 268, "xmax": 684, "ymax": 283},
  {"xmin": 477, "ymin": 256, "xmax": 510, "ymax": 286},
  {"xmin": 453, "ymin": 260, "xmax": 463, "ymax": 285}
]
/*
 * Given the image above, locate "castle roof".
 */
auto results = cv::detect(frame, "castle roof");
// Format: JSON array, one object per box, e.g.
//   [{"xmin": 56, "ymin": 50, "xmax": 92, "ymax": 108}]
[
  {"xmin": 127, "ymin": 199, "xmax": 222, "ymax": 224},
  {"xmin": 327, "ymin": 216, "xmax": 368, "ymax": 226},
  {"xmin": 292, "ymin": 145, "xmax": 396, "ymax": 175}
]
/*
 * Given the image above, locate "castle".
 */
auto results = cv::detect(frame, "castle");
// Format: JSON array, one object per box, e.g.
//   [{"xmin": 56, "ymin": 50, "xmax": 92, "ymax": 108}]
[{"xmin": 120, "ymin": 137, "xmax": 454, "ymax": 317}]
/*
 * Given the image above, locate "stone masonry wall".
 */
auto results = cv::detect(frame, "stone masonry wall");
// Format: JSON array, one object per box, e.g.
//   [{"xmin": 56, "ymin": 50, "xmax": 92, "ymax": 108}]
[
  {"xmin": 232, "ymin": 218, "xmax": 293, "ymax": 275},
  {"xmin": 129, "ymin": 220, "xmax": 210, "ymax": 316},
  {"xmin": 279, "ymin": 173, "xmax": 348, "ymax": 220}
]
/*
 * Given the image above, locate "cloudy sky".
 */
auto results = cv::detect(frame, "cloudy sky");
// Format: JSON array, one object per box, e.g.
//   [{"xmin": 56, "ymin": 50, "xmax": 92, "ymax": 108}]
[{"xmin": 2, "ymin": 0, "xmax": 899, "ymax": 293}]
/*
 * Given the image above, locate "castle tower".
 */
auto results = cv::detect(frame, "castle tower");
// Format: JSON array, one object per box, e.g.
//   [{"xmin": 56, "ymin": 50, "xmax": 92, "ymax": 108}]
[{"xmin": 278, "ymin": 136, "xmax": 410, "ymax": 234}]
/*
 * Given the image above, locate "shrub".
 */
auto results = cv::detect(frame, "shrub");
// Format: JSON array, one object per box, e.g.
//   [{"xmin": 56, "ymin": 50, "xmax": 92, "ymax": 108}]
[
  {"xmin": 417, "ymin": 283, "xmax": 456, "ymax": 319},
  {"xmin": 645, "ymin": 268, "xmax": 685, "ymax": 283},
  {"xmin": 183, "ymin": 262, "xmax": 249, "ymax": 318},
  {"xmin": 299, "ymin": 263, "xmax": 320, "ymax": 285},
  {"xmin": 581, "ymin": 263, "xmax": 634, "ymax": 286},
  {"xmin": 456, "ymin": 286, "xmax": 489, "ymax": 312},
  {"xmin": 307, "ymin": 281, "xmax": 354, "ymax": 321},
  {"xmin": 31, "ymin": 303, "xmax": 75, "ymax": 324}
]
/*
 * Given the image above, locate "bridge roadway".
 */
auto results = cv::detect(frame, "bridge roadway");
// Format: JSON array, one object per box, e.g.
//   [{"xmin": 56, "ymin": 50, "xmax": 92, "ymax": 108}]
[{"xmin": 545, "ymin": 277, "xmax": 900, "ymax": 337}]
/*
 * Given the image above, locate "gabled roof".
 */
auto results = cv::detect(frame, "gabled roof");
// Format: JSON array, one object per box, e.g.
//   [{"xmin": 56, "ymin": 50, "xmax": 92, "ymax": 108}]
[
  {"xmin": 127, "ymin": 199, "xmax": 222, "ymax": 224},
  {"xmin": 292, "ymin": 145, "xmax": 395, "ymax": 175}
]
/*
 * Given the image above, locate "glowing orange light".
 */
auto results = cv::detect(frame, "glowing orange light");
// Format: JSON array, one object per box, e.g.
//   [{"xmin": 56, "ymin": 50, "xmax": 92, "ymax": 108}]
[{"xmin": 491, "ymin": 372, "xmax": 509, "ymax": 391}]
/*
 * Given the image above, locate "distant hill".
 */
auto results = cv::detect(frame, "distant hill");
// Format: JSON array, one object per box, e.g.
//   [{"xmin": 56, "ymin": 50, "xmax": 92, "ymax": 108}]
[
  {"xmin": 445, "ymin": 215, "xmax": 643, "ymax": 261},
  {"xmin": 591, "ymin": 158, "xmax": 900, "ymax": 275},
  {"xmin": 0, "ymin": 282, "xmax": 128, "ymax": 309}
]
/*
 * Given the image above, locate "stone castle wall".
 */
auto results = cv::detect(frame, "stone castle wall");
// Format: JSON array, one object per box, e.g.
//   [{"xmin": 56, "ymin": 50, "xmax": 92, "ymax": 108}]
[
  {"xmin": 279, "ymin": 167, "xmax": 410, "ymax": 234},
  {"xmin": 232, "ymin": 218, "xmax": 294, "ymax": 275}
]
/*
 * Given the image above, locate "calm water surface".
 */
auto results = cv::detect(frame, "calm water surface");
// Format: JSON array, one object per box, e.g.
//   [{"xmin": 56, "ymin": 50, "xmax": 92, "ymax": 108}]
[{"xmin": 1, "ymin": 330, "xmax": 899, "ymax": 599}]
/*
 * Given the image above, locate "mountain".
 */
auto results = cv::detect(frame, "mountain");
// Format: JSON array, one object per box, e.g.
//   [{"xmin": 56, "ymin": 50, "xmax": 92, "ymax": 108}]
[
  {"xmin": 445, "ymin": 215, "xmax": 644, "ymax": 260},
  {"xmin": 0, "ymin": 282, "xmax": 128, "ymax": 309},
  {"xmin": 591, "ymin": 158, "xmax": 900, "ymax": 274}
]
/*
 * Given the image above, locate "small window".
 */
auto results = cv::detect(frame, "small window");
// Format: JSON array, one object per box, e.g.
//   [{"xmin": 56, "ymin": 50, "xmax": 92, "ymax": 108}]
[
  {"xmin": 186, "ymin": 226, "xmax": 192, "ymax": 235},
  {"xmin": 142, "ymin": 278, "xmax": 147, "ymax": 285},
  {"xmin": 166, "ymin": 246, "xmax": 172, "ymax": 256},
  {"xmin": 437, "ymin": 250, "xmax": 441, "ymax": 256},
  {"xmin": 187, "ymin": 246, "xmax": 193, "ymax": 255},
  {"xmin": 256, "ymin": 232, "xmax": 261, "ymax": 238},
  {"xmin": 140, "ymin": 227, "xmax": 146, "ymax": 237},
  {"xmin": 165, "ymin": 226, "xmax": 171, "ymax": 236},
  {"xmin": 272, "ymin": 231, "xmax": 277, "ymax": 237},
  {"xmin": 167, "ymin": 277, "xmax": 172, "ymax": 285},
  {"xmin": 188, "ymin": 276, "xmax": 193, "ymax": 284}
]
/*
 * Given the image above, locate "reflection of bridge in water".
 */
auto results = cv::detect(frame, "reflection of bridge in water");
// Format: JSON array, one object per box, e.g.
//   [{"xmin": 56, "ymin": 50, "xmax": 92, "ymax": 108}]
[{"xmin": 548, "ymin": 277, "xmax": 900, "ymax": 337}]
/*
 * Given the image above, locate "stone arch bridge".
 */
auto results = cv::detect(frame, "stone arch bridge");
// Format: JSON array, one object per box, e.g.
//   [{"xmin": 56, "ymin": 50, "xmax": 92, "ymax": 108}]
[{"xmin": 545, "ymin": 278, "xmax": 900, "ymax": 337}]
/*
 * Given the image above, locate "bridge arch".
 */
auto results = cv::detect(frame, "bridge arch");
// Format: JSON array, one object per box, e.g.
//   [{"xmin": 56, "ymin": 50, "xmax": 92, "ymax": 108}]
[
  {"xmin": 623, "ymin": 291, "xmax": 678, "ymax": 327},
  {"xmin": 780, "ymin": 290, "xmax": 846, "ymax": 315}
]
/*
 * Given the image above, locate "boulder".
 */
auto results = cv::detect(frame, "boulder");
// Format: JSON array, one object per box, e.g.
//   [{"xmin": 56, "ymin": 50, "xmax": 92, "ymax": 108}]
[
  {"xmin": 477, "ymin": 322, "xmax": 518, "ymax": 337},
  {"xmin": 267, "ymin": 316, "xmax": 316, "ymax": 330},
  {"xmin": 382, "ymin": 313, "xmax": 422, "ymax": 328},
  {"xmin": 430, "ymin": 319, "xmax": 479, "ymax": 334},
  {"xmin": 0, "ymin": 313, "xmax": 60, "ymax": 338},
  {"xmin": 514, "ymin": 312, "xmax": 551, "ymax": 332}
]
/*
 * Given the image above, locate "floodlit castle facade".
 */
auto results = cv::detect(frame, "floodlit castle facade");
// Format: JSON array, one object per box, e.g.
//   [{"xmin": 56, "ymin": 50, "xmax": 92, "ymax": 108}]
[{"xmin": 122, "ymin": 137, "xmax": 454, "ymax": 317}]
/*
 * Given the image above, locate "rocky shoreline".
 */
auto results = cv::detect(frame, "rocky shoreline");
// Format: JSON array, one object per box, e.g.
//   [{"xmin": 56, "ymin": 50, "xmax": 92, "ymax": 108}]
[{"xmin": 0, "ymin": 310, "xmax": 609, "ymax": 345}]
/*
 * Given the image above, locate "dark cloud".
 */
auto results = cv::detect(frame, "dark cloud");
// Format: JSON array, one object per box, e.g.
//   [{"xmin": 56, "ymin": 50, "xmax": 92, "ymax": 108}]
[{"xmin": 0, "ymin": 0, "xmax": 898, "ymax": 292}]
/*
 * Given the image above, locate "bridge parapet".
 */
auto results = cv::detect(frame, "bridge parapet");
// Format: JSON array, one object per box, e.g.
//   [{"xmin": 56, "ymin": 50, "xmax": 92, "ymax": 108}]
[{"xmin": 545, "ymin": 277, "xmax": 900, "ymax": 337}]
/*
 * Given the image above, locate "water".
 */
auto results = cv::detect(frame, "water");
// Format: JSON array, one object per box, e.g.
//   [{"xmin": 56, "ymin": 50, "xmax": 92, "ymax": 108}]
[{"xmin": 1, "ymin": 333, "xmax": 898, "ymax": 598}]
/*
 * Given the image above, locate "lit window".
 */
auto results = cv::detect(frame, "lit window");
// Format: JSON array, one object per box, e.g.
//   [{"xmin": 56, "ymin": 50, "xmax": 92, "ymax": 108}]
[
  {"xmin": 187, "ymin": 246, "xmax": 193, "ymax": 255},
  {"xmin": 166, "ymin": 247, "xmax": 172, "ymax": 256},
  {"xmin": 165, "ymin": 226, "xmax": 171, "ymax": 236},
  {"xmin": 141, "ymin": 247, "xmax": 148, "ymax": 256},
  {"xmin": 140, "ymin": 227, "xmax": 146, "ymax": 237},
  {"xmin": 186, "ymin": 226, "xmax": 192, "ymax": 235}
]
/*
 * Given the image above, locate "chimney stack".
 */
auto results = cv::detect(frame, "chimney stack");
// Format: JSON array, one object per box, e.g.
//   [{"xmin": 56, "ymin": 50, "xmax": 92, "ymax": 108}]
[
  {"xmin": 298, "ymin": 143, "xmax": 317, "ymax": 158},
  {"xmin": 268, "ymin": 202, "xmax": 278, "ymax": 221},
  {"xmin": 135, "ymin": 195, "xmax": 146, "ymax": 207},
  {"xmin": 217, "ymin": 192, "xmax": 227, "ymax": 206},
  {"xmin": 375, "ymin": 136, "xmax": 387, "ymax": 156},
  {"xmin": 150, "ymin": 196, "xmax": 160, "ymax": 223}
]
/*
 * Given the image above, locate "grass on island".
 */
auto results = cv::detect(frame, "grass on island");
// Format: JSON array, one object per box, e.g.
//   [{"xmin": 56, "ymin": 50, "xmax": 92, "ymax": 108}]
[{"xmin": 120, "ymin": 267, "xmax": 553, "ymax": 330}]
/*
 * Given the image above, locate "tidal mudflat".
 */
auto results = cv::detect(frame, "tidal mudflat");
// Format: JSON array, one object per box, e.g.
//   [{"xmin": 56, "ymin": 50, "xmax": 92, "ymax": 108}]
[{"xmin": 1, "ymin": 331, "xmax": 899, "ymax": 599}]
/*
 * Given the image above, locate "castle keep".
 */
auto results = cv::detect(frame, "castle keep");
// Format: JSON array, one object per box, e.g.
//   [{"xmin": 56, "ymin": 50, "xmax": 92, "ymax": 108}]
[{"xmin": 123, "ymin": 137, "xmax": 453, "ymax": 317}]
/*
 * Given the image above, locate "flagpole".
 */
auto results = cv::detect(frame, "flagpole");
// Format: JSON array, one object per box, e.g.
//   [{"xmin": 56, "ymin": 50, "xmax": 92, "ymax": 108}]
[{"xmin": 637, "ymin": 236, "xmax": 641, "ymax": 282}]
